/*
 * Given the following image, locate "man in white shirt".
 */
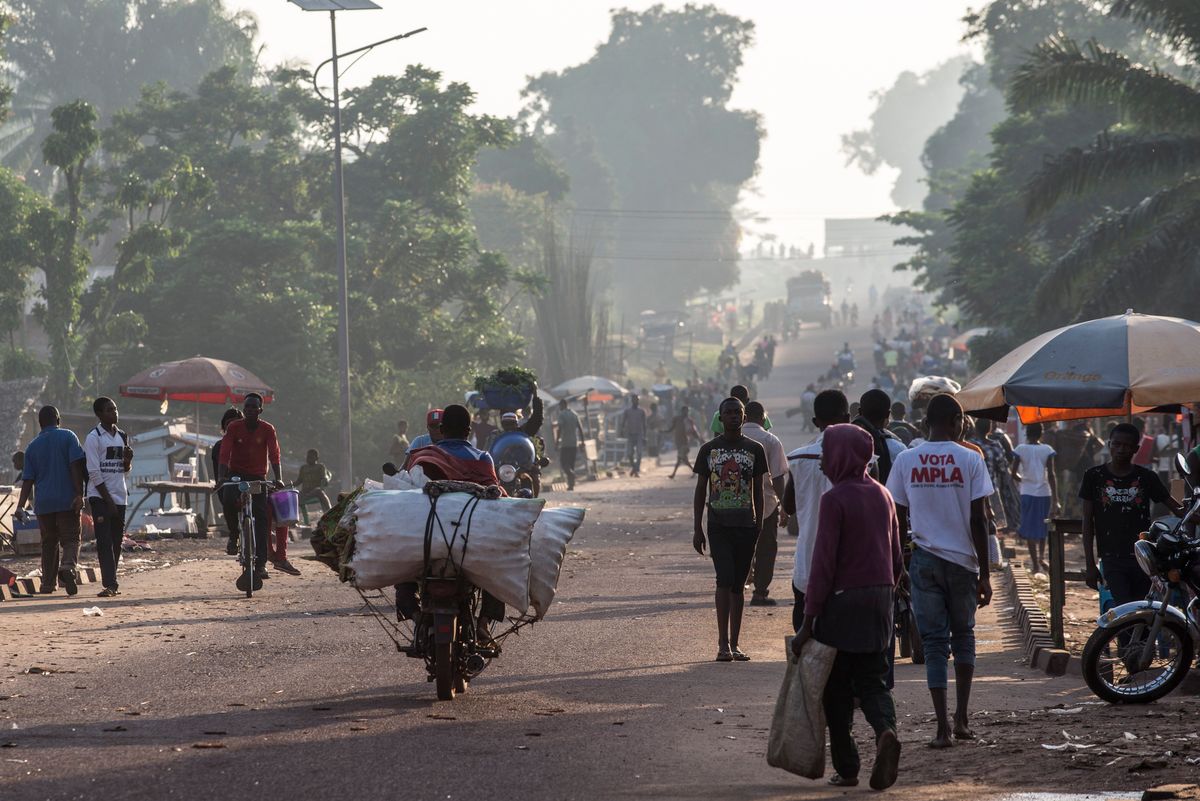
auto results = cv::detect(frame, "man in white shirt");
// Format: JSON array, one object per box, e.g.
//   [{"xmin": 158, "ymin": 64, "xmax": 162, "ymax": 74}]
[
  {"xmin": 84, "ymin": 396, "xmax": 132, "ymax": 597},
  {"xmin": 742, "ymin": 402, "xmax": 788, "ymax": 606},
  {"xmin": 885, "ymin": 394, "xmax": 992, "ymax": 749},
  {"xmin": 782, "ymin": 389, "xmax": 849, "ymax": 629}
]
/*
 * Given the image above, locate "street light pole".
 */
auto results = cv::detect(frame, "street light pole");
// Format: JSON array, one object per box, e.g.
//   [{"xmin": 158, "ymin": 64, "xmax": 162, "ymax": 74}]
[
  {"xmin": 290, "ymin": 1, "xmax": 425, "ymax": 491},
  {"xmin": 329, "ymin": 9, "xmax": 354, "ymax": 491}
]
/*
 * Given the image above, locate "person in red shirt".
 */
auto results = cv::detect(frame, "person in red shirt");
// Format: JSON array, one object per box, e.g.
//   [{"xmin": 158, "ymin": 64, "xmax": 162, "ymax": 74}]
[{"xmin": 218, "ymin": 393, "xmax": 283, "ymax": 586}]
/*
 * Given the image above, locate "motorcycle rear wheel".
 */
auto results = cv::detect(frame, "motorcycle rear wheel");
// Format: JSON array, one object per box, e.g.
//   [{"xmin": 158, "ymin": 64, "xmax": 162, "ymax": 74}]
[
  {"xmin": 434, "ymin": 641, "xmax": 456, "ymax": 701},
  {"xmin": 1082, "ymin": 617, "xmax": 1192, "ymax": 703}
]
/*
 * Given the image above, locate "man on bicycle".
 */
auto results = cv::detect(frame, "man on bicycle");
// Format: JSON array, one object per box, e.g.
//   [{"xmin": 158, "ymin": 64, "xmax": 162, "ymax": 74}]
[{"xmin": 217, "ymin": 393, "xmax": 283, "ymax": 586}]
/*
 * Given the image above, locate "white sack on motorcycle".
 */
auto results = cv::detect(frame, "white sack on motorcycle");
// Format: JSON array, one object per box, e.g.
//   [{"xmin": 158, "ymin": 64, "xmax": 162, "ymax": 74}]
[
  {"xmin": 348, "ymin": 489, "xmax": 541, "ymax": 610},
  {"xmin": 529, "ymin": 507, "xmax": 586, "ymax": 619}
]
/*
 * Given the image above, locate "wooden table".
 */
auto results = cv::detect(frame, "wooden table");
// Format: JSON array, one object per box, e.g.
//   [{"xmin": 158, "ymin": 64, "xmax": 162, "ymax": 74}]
[{"xmin": 130, "ymin": 480, "xmax": 218, "ymax": 535}]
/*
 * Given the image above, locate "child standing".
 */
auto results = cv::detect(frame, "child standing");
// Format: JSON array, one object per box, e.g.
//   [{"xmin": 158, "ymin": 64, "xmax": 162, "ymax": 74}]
[{"xmin": 1012, "ymin": 423, "xmax": 1057, "ymax": 575}]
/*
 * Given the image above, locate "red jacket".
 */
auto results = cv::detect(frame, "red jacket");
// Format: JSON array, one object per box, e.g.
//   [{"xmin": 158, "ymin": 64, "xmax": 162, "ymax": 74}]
[{"xmin": 219, "ymin": 419, "xmax": 280, "ymax": 477}]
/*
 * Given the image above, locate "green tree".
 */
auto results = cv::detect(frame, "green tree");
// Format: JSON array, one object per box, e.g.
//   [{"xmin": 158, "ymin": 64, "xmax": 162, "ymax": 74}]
[
  {"xmin": 1006, "ymin": 1, "xmax": 1200, "ymax": 319},
  {"xmin": 0, "ymin": 0, "xmax": 256, "ymax": 181},
  {"xmin": 37, "ymin": 100, "xmax": 99, "ymax": 402},
  {"xmin": 886, "ymin": 0, "xmax": 1164, "ymax": 358},
  {"xmin": 843, "ymin": 57, "xmax": 973, "ymax": 208},
  {"xmin": 525, "ymin": 4, "xmax": 762, "ymax": 312}
]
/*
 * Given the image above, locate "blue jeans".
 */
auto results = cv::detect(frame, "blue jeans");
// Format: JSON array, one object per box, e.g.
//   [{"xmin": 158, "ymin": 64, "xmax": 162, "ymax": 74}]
[
  {"xmin": 909, "ymin": 547, "xmax": 977, "ymax": 689},
  {"xmin": 626, "ymin": 435, "xmax": 644, "ymax": 474}
]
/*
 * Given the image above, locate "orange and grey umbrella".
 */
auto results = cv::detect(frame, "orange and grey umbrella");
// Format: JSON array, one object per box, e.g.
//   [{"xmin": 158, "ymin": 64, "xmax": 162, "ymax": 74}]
[
  {"xmin": 957, "ymin": 311, "xmax": 1200, "ymax": 423},
  {"xmin": 119, "ymin": 357, "xmax": 274, "ymax": 405}
]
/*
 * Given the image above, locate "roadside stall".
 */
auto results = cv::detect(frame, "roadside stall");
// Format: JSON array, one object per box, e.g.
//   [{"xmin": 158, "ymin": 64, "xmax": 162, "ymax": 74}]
[
  {"xmin": 119, "ymin": 356, "xmax": 275, "ymax": 535},
  {"xmin": 958, "ymin": 311, "xmax": 1200, "ymax": 649}
]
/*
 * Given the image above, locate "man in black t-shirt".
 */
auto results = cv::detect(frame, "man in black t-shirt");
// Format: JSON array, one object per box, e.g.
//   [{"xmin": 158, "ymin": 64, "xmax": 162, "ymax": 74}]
[
  {"xmin": 1079, "ymin": 423, "xmax": 1183, "ymax": 606},
  {"xmin": 693, "ymin": 397, "xmax": 768, "ymax": 662}
]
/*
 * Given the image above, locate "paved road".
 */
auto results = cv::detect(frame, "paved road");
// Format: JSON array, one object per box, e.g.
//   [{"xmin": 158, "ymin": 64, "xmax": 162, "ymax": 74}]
[{"xmin": 4, "ymin": 323, "xmax": 1187, "ymax": 801}]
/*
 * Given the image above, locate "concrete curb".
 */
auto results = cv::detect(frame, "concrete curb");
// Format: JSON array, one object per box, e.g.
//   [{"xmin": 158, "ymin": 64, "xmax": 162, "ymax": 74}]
[
  {"xmin": 0, "ymin": 566, "xmax": 99, "ymax": 601},
  {"xmin": 1004, "ymin": 563, "xmax": 1078, "ymax": 677}
]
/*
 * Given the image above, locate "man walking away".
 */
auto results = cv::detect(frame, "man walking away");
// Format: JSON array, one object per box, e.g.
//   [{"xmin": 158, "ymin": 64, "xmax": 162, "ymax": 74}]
[
  {"xmin": 888, "ymin": 402, "xmax": 918, "ymax": 446},
  {"xmin": 793, "ymin": 424, "xmax": 902, "ymax": 790},
  {"xmin": 555, "ymin": 400, "xmax": 584, "ymax": 491},
  {"xmin": 622, "ymin": 394, "xmax": 648, "ymax": 477},
  {"xmin": 854, "ymin": 389, "xmax": 905, "ymax": 485},
  {"xmin": 782, "ymin": 390, "xmax": 849, "ymax": 630},
  {"xmin": 742, "ymin": 401, "xmax": 788, "ymax": 606},
  {"xmin": 693, "ymin": 398, "xmax": 768, "ymax": 661},
  {"xmin": 668, "ymin": 405, "xmax": 701, "ymax": 479},
  {"xmin": 16, "ymin": 406, "xmax": 86, "ymax": 595},
  {"xmin": 1012, "ymin": 423, "xmax": 1057, "ymax": 575},
  {"xmin": 85, "ymin": 397, "xmax": 132, "ymax": 597},
  {"xmin": 885, "ymin": 394, "xmax": 993, "ymax": 749},
  {"xmin": 218, "ymin": 393, "xmax": 284, "ymax": 590},
  {"xmin": 1081, "ymin": 423, "xmax": 1182, "ymax": 606}
]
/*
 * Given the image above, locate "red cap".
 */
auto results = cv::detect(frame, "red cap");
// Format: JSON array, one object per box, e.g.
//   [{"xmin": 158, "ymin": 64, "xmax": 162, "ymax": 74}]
[{"xmin": 426, "ymin": 409, "xmax": 444, "ymax": 426}]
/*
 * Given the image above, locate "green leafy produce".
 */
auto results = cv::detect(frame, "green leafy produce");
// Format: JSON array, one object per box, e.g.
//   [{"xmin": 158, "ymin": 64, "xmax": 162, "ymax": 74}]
[{"xmin": 474, "ymin": 366, "xmax": 538, "ymax": 393}]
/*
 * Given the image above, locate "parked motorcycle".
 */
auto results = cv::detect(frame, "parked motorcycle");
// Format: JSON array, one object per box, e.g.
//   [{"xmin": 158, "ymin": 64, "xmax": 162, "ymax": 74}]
[{"xmin": 1081, "ymin": 453, "xmax": 1200, "ymax": 703}]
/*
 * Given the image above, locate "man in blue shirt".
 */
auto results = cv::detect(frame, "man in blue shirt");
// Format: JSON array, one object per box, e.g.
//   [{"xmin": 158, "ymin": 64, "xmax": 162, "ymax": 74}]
[
  {"xmin": 16, "ymin": 406, "xmax": 87, "ymax": 595},
  {"xmin": 405, "ymin": 408, "xmax": 444, "ymax": 456}
]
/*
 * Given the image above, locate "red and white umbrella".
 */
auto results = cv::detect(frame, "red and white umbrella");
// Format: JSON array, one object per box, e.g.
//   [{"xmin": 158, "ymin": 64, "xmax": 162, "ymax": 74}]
[{"xmin": 119, "ymin": 357, "xmax": 274, "ymax": 405}]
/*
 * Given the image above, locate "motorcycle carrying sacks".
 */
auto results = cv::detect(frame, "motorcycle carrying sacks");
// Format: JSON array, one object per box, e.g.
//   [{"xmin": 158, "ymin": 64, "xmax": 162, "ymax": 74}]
[
  {"xmin": 345, "ymin": 487, "xmax": 585, "ymax": 617},
  {"xmin": 767, "ymin": 637, "xmax": 837, "ymax": 779},
  {"xmin": 349, "ymin": 489, "xmax": 539, "ymax": 609}
]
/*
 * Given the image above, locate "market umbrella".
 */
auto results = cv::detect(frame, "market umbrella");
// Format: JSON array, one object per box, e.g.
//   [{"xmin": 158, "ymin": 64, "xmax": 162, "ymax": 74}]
[
  {"xmin": 951, "ymin": 327, "xmax": 992, "ymax": 351},
  {"xmin": 550, "ymin": 375, "xmax": 628, "ymax": 402},
  {"xmin": 957, "ymin": 311, "xmax": 1200, "ymax": 423},
  {"xmin": 120, "ymin": 356, "xmax": 274, "ymax": 405},
  {"xmin": 120, "ymin": 356, "xmax": 275, "ymax": 465}
]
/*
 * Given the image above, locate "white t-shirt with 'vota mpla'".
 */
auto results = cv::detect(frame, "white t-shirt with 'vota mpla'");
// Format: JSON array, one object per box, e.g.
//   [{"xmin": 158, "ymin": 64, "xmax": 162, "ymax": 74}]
[{"xmin": 886, "ymin": 440, "xmax": 993, "ymax": 574}]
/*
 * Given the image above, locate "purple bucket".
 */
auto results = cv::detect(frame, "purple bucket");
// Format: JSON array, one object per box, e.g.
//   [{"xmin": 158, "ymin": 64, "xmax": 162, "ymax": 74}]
[{"xmin": 268, "ymin": 489, "xmax": 301, "ymax": 526}]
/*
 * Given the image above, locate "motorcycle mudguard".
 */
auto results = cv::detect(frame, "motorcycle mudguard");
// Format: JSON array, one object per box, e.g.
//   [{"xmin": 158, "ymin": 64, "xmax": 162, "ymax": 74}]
[
  {"xmin": 1097, "ymin": 599, "xmax": 1199, "ymax": 642},
  {"xmin": 433, "ymin": 612, "xmax": 458, "ymax": 645}
]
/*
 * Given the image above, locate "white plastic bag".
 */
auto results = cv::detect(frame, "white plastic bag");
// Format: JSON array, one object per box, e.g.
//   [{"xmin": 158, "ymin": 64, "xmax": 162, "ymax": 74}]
[
  {"xmin": 527, "ymin": 506, "xmax": 585, "ymax": 619},
  {"xmin": 767, "ymin": 636, "xmax": 837, "ymax": 779},
  {"xmin": 381, "ymin": 466, "xmax": 428, "ymax": 491},
  {"xmin": 347, "ymin": 489, "xmax": 542, "ymax": 610}
]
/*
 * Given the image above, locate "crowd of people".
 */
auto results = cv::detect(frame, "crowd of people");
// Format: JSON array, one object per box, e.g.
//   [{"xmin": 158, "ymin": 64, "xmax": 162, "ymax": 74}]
[
  {"xmin": 685, "ymin": 366, "xmax": 1194, "ymax": 789},
  {"xmin": 13, "ymin": 392, "xmax": 324, "ymax": 597}
]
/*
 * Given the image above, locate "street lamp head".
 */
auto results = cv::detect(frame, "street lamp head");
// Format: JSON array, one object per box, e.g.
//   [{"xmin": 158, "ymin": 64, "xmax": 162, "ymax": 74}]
[{"xmin": 288, "ymin": 0, "xmax": 380, "ymax": 10}]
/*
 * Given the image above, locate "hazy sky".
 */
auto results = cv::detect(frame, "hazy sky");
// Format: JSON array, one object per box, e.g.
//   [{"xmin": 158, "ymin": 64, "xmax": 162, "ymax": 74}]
[{"xmin": 233, "ymin": 1, "xmax": 981, "ymax": 249}]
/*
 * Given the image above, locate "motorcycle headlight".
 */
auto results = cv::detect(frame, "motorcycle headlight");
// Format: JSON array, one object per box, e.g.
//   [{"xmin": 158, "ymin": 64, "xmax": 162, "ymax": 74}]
[
  {"xmin": 498, "ymin": 464, "xmax": 517, "ymax": 483},
  {"xmin": 1133, "ymin": 539, "xmax": 1160, "ymax": 578}
]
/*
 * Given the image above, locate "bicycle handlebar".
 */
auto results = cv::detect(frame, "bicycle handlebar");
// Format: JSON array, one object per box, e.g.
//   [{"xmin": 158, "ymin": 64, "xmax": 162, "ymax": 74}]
[{"xmin": 217, "ymin": 478, "xmax": 277, "ymax": 495}]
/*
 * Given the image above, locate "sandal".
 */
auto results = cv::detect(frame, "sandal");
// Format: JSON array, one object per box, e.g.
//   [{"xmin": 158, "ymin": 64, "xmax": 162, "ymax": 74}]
[
  {"xmin": 730, "ymin": 647, "xmax": 751, "ymax": 661},
  {"xmin": 96, "ymin": 588, "xmax": 118, "ymax": 598},
  {"xmin": 715, "ymin": 648, "xmax": 733, "ymax": 662},
  {"xmin": 828, "ymin": 774, "xmax": 859, "ymax": 787}
]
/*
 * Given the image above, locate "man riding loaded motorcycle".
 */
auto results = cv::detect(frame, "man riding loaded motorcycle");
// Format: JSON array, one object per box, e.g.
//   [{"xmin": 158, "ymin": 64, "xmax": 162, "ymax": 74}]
[
  {"xmin": 488, "ymin": 394, "xmax": 548, "ymax": 497},
  {"xmin": 397, "ymin": 404, "xmax": 507, "ymax": 636}
]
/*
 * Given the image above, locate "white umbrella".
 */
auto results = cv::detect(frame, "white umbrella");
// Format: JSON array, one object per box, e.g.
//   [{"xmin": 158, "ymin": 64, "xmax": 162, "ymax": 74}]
[
  {"xmin": 550, "ymin": 376, "xmax": 628, "ymax": 398},
  {"xmin": 951, "ymin": 327, "xmax": 992, "ymax": 349}
]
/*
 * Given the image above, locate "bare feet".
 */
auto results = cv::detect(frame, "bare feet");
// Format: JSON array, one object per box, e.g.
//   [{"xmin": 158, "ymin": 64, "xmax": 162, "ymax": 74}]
[
  {"xmin": 953, "ymin": 715, "xmax": 975, "ymax": 740},
  {"xmin": 927, "ymin": 725, "xmax": 954, "ymax": 749}
]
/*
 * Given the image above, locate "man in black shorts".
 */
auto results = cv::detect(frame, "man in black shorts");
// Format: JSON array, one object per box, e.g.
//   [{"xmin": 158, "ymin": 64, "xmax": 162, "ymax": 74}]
[{"xmin": 693, "ymin": 397, "xmax": 768, "ymax": 662}]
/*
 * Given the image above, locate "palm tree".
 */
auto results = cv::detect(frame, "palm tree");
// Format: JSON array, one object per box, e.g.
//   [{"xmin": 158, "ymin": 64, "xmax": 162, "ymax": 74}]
[{"xmin": 1007, "ymin": 0, "xmax": 1200, "ymax": 319}]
